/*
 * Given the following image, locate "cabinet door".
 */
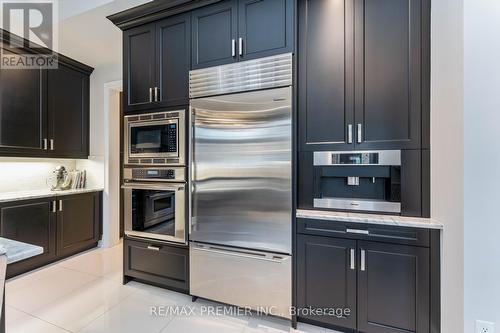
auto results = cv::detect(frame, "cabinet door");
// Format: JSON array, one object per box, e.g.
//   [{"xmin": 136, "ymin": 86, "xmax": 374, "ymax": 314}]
[
  {"xmin": 358, "ymin": 241, "xmax": 430, "ymax": 333},
  {"xmin": 157, "ymin": 13, "xmax": 191, "ymax": 107},
  {"xmin": 191, "ymin": 0, "xmax": 238, "ymax": 69},
  {"xmin": 238, "ymin": 0, "xmax": 293, "ymax": 61},
  {"xmin": 0, "ymin": 199, "xmax": 56, "ymax": 278},
  {"xmin": 354, "ymin": 0, "xmax": 422, "ymax": 149},
  {"xmin": 123, "ymin": 23, "xmax": 157, "ymax": 112},
  {"xmin": 124, "ymin": 237, "xmax": 189, "ymax": 293},
  {"xmin": 48, "ymin": 63, "xmax": 89, "ymax": 158},
  {"xmin": 297, "ymin": 235, "xmax": 357, "ymax": 329},
  {"xmin": 298, "ymin": 0, "xmax": 355, "ymax": 151},
  {"xmin": 57, "ymin": 193, "xmax": 100, "ymax": 258},
  {"xmin": 0, "ymin": 49, "xmax": 48, "ymax": 157}
]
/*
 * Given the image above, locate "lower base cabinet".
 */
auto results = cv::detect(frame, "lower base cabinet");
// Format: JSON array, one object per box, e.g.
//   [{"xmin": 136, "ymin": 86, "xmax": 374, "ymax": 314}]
[
  {"xmin": 0, "ymin": 192, "xmax": 102, "ymax": 278},
  {"xmin": 123, "ymin": 237, "xmax": 189, "ymax": 293},
  {"xmin": 296, "ymin": 219, "xmax": 438, "ymax": 333}
]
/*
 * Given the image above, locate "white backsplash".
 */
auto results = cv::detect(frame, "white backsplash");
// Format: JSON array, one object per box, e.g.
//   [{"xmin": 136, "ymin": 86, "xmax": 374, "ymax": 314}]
[{"xmin": 0, "ymin": 157, "xmax": 101, "ymax": 193}]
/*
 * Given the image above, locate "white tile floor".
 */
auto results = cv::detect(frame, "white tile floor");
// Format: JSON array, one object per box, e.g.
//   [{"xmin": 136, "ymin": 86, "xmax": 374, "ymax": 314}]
[{"xmin": 5, "ymin": 243, "xmax": 341, "ymax": 333}]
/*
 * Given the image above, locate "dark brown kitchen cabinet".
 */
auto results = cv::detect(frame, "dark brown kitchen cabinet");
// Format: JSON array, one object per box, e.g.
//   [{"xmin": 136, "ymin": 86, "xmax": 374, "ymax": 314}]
[
  {"xmin": 0, "ymin": 30, "xmax": 94, "ymax": 159},
  {"xmin": 48, "ymin": 63, "xmax": 90, "ymax": 159},
  {"xmin": 157, "ymin": 14, "xmax": 191, "ymax": 108},
  {"xmin": 358, "ymin": 241, "xmax": 430, "ymax": 333},
  {"xmin": 298, "ymin": 0, "xmax": 354, "ymax": 151},
  {"xmin": 191, "ymin": 0, "xmax": 238, "ymax": 69},
  {"xmin": 298, "ymin": 0, "xmax": 428, "ymax": 151},
  {"xmin": 0, "ymin": 192, "xmax": 102, "ymax": 278},
  {"xmin": 124, "ymin": 236, "xmax": 189, "ymax": 293},
  {"xmin": 123, "ymin": 23, "xmax": 157, "ymax": 112},
  {"xmin": 0, "ymin": 49, "xmax": 48, "ymax": 157},
  {"xmin": 297, "ymin": 235, "xmax": 357, "ymax": 330},
  {"xmin": 0, "ymin": 198, "xmax": 56, "ymax": 278},
  {"xmin": 237, "ymin": 0, "xmax": 294, "ymax": 61},
  {"xmin": 191, "ymin": 0, "xmax": 294, "ymax": 69},
  {"xmin": 123, "ymin": 13, "xmax": 191, "ymax": 113},
  {"xmin": 296, "ymin": 221, "xmax": 434, "ymax": 333},
  {"xmin": 56, "ymin": 192, "xmax": 101, "ymax": 258},
  {"xmin": 353, "ymin": 0, "xmax": 423, "ymax": 150}
]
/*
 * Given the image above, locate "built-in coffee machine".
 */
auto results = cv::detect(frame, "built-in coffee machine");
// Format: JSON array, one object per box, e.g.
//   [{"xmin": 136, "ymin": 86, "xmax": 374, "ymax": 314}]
[
  {"xmin": 313, "ymin": 151, "xmax": 402, "ymax": 213},
  {"xmin": 298, "ymin": 150, "xmax": 426, "ymax": 216}
]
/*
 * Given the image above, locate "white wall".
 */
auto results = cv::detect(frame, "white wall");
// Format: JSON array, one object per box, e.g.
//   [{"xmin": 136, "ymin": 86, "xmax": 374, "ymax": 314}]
[
  {"xmin": 0, "ymin": 158, "xmax": 76, "ymax": 192},
  {"xmin": 430, "ymin": 0, "xmax": 464, "ymax": 332},
  {"xmin": 464, "ymin": 0, "xmax": 500, "ymax": 331}
]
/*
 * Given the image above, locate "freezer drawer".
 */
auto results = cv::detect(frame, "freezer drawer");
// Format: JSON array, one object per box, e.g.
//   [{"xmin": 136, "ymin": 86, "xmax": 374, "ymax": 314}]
[{"xmin": 190, "ymin": 242, "xmax": 292, "ymax": 319}]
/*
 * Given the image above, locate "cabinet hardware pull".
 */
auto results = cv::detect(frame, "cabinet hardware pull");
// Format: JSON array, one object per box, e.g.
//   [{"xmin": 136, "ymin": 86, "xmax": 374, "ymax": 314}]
[
  {"xmin": 238, "ymin": 38, "xmax": 243, "ymax": 56},
  {"xmin": 346, "ymin": 228, "xmax": 369, "ymax": 235},
  {"xmin": 361, "ymin": 249, "xmax": 366, "ymax": 271},
  {"xmin": 347, "ymin": 124, "xmax": 353, "ymax": 144},
  {"xmin": 154, "ymin": 87, "xmax": 159, "ymax": 102},
  {"xmin": 52, "ymin": 201, "xmax": 57, "ymax": 213},
  {"xmin": 50, "ymin": 139, "xmax": 54, "ymax": 151},
  {"xmin": 357, "ymin": 124, "xmax": 362, "ymax": 143},
  {"xmin": 58, "ymin": 200, "xmax": 63, "ymax": 212},
  {"xmin": 350, "ymin": 249, "xmax": 355, "ymax": 270},
  {"xmin": 43, "ymin": 139, "xmax": 48, "ymax": 150},
  {"xmin": 149, "ymin": 88, "xmax": 153, "ymax": 102},
  {"xmin": 231, "ymin": 39, "xmax": 236, "ymax": 57},
  {"xmin": 147, "ymin": 245, "xmax": 161, "ymax": 251}
]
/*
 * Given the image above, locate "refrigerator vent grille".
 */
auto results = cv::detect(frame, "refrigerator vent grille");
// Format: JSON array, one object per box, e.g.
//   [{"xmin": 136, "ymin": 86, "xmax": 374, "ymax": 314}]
[{"xmin": 189, "ymin": 53, "xmax": 293, "ymax": 98}]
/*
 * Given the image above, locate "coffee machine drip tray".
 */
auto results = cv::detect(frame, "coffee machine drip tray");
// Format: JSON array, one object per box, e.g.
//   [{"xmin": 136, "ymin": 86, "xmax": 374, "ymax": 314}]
[{"xmin": 314, "ymin": 197, "xmax": 401, "ymax": 214}]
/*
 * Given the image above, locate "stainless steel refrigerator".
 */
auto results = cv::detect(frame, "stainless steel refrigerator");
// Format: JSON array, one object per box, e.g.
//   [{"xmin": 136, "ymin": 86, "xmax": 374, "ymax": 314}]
[{"xmin": 189, "ymin": 53, "xmax": 293, "ymax": 319}]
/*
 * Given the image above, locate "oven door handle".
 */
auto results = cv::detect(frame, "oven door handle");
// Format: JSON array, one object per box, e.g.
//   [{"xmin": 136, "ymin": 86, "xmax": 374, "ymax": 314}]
[{"xmin": 121, "ymin": 183, "xmax": 184, "ymax": 191}]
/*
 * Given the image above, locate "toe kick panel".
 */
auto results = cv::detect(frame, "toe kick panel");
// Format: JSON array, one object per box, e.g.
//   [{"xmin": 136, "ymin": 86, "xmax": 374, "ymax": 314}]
[{"xmin": 190, "ymin": 242, "xmax": 292, "ymax": 319}]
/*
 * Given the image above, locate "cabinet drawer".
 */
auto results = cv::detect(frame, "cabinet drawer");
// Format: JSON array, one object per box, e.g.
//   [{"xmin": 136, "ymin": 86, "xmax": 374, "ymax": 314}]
[
  {"xmin": 297, "ymin": 218, "xmax": 430, "ymax": 247},
  {"xmin": 124, "ymin": 237, "xmax": 189, "ymax": 293}
]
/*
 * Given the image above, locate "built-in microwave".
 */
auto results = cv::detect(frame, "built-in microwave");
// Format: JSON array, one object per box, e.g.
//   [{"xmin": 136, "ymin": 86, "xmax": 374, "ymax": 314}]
[{"xmin": 124, "ymin": 110, "xmax": 185, "ymax": 166}]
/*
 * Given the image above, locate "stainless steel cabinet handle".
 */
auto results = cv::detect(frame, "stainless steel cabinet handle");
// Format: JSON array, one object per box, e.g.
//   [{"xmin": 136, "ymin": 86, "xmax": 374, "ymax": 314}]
[
  {"xmin": 154, "ymin": 87, "xmax": 159, "ymax": 102},
  {"xmin": 58, "ymin": 200, "xmax": 63, "ymax": 212},
  {"xmin": 149, "ymin": 88, "xmax": 153, "ymax": 102},
  {"xmin": 231, "ymin": 39, "xmax": 236, "ymax": 57},
  {"xmin": 350, "ymin": 249, "xmax": 355, "ymax": 270},
  {"xmin": 147, "ymin": 245, "xmax": 161, "ymax": 251},
  {"xmin": 357, "ymin": 124, "xmax": 362, "ymax": 143},
  {"xmin": 347, "ymin": 124, "xmax": 353, "ymax": 144},
  {"xmin": 193, "ymin": 245, "xmax": 287, "ymax": 263},
  {"xmin": 361, "ymin": 249, "xmax": 366, "ymax": 271},
  {"xmin": 43, "ymin": 138, "xmax": 48, "ymax": 150},
  {"xmin": 238, "ymin": 38, "xmax": 243, "ymax": 56},
  {"xmin": 50, "ymin": 139, "xmax": 54, "ymax": 151},
  {"xmin": 52, "ymin": 200, "xmax": 57, "ymax": 213},
  {"xmin": 346, "ymin": 228, "xmax": 369, "ymax": 235}
]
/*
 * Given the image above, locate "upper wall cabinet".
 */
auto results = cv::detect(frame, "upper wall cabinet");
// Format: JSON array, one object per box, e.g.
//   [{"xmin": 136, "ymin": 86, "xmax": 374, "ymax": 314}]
[
  {"xmin": 123, "ymin": 13, "xmax": 191, "ymax": 113},
  {"xmin": 0, "ymin": 48, "xmax": 48, "ymax": 157},
  {"xmin": 191, "ymin": 1, "xmax": 238, "ymax": 69},
  {"xmin": 191, "ymin": 0, "xmax": 294, "ymax": 69},
  {"xmin": 48, "ymin": 63, "xmax": 90, "ymax": 159},
  {"xmin": 0, "ymin": 34, "xmax": 93, "ymax": 159},
  {"xmin": 299, "ymin": 0, "xmax": 427, "ymax": 151}
]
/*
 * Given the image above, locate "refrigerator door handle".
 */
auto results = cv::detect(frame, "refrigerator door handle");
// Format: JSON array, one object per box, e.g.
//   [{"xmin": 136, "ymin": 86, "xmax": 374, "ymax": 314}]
[{"xmin": 192, "ymin": 244, "xmax": 288, "ymax": 263}]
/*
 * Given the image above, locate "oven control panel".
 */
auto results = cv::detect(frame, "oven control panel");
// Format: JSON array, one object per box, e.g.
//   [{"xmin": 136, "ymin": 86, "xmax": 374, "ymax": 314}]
[{"xmin": 123, "ymin": 167, "xmax": 186, "ymax": 183}]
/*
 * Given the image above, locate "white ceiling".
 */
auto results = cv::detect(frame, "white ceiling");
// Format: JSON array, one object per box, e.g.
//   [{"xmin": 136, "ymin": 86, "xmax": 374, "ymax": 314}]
[{"xmin": 57, "ymin": 0, "xmax": 152, "ymax": 69}]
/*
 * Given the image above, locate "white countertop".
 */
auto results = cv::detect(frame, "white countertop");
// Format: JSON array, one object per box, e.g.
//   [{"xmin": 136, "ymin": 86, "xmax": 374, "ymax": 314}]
[
  {"xmin": 0, "ymin": 187, "xmax": 104, "ymax": 203},
  {"xmin": 0, "ymin": 238, "xmax": 44, "ymax": 264},
  {"xmin": 296, "ymin": 209, "xmax": 443, "ymax": 230}
]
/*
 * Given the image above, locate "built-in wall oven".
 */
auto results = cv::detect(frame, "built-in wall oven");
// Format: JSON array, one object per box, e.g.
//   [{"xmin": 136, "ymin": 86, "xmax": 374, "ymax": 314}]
[
  {"xmin": 124, "ymin": 110, "xmax": 185, "ymax": 166},
  {"xmin": 123, "ymin": 167, "xmax": 187, "ymax": 244}
]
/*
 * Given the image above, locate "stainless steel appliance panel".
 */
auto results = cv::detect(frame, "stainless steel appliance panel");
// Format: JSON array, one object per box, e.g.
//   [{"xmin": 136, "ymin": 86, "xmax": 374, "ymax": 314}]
[
  {"xmin": 190, "ymin": 242, "xmax": 291, "ymax": 319},
  {"xmin": 123, "ymin": 182, "xmax": 186, "ymax": 244},
  {"xmin": 190, "ymin": 87, "xmax": 292, "ymax": 254},
  {"xmin": 189, "ymin": 53, "xmax": 292, "ymax": 98}
]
